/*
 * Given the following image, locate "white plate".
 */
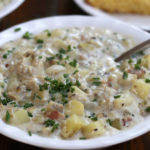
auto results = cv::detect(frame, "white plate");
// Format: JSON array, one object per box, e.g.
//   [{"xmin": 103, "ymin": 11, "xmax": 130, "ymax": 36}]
[
  {"xmin": 74, "ymin": 0, "xmax": 150, "ymax": 30},
  {"xmin": 0, "ymin": 0, "xmax": 24, "ymax": 19},
  {"xmin": 0, "ymin": 15, "xmax": 150, "ymax": 150}
]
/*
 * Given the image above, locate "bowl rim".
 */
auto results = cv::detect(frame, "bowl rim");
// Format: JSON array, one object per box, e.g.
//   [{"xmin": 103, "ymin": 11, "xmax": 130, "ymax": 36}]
[
  {"xmin": 73, "ymin": 0, "xmax": 150, "ymax": 30},
  {"xmin": 0, "ymin": 0, "xmax": 24, "ymax": 19},
  {"xmin": 0, "ymin": 15, "xmax": 150, "ymax": 149}
]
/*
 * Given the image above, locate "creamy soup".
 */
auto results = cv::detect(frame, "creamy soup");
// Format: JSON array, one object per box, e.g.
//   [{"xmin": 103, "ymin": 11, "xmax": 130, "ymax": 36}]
[{"xmin": 0, "ymin": 27, "xmax": 150, "ymax": 139}]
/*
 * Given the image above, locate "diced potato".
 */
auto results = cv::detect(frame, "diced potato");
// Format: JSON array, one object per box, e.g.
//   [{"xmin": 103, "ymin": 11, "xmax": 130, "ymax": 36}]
[
  {"xmin": 33, "ymin": 62, "xmax": 45, "ymax": 76},
  {"xmin": 52, "ymin": 39, "xmax": 67, "ymax": 50},
  {"xmin": 114, "ymin": 93, "xmax": 134, "ymax": 109},
  {"xmin": 79, "ymin": 69, "xmax": 90, "ymax": 77},
  {"xmin": 11, "ymin": 110, "xmax": 30, "ymax": 125},
  {"xmin": 70, "ymin": 86, "xmax": 88, "ymax": 102},
  {"xmin": 65, "ymin": 100, "xmax": 84, "ymax": 116},
  {"xmin": 111, "ymin": 119, "xmax": 121, "ymax": 130},
  {"xmin": 131, "ymin": 79, "xmax": 150, "ymax": 99},
  {"xmin": 46, "ymin": 65, "xmax": 66, "ymax": 75},
  {"xmin": 82, "ymin": 121, "xmax": 105, "ymax": 138},
  {"xmin": 141, "ymin": 55, "xmax": 150, "ymax": 69},
  {"xmin": 38, "ymin": 90, "xmax": 49, "ymax": 101},
  {"xmin": 7, "ymin": 74, "xmax": 19, "ymax": 91},
  {"xmin": 41, "ymin": 127, "xmax": 52, "ymax": 136},
  {"xmin": 61, "ymin": 114, "xmax": 85, "ymax": 138},
  {"xmin": 51, "ymin": 29, "xmax": 65, "ymax": 38},
  {"xmin": 79, "ymin": 42, "xmax": 95, "ymax": 51},
  {"xmin": 34, "ymin": 30, "xmax": 51, "ymax": 40}
]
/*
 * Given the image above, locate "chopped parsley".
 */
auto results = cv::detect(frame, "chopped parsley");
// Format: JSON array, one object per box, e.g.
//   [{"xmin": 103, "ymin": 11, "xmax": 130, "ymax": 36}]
[
  {"xmin": 63, "ymin": 74, "xmax": 69, "ymax": 78},
  {"xmin": 3, "ymin": 48, "xmax": 15, "ymax": 59},
  {"xmin": 75, "ymin": 80, "xmax": 81, "ymax": 87},
  {"xmin": 0, "ymin": 92, "xmax": 12, "ymax": 105},
  {"xmin": 51, "ymin": 123, "xmax": 59, "ymax": 133},
  {"xmin": 14, "ymin": 27, "xmax": 21, "ymax": 32},
  {"xmin": 145, "ymin": 107, "xmax": 150, "ymax": 112},
  {"xmin": 5, "ymin": 111, "xmax": 10, "ymax": 122},
  {"xmin": 44, "ymin": 119, "xmax": 59, "ymax": 133},
  {"xmin": 128, "ymin": 59, "xmax": 133, "ymax": 64},
  {"xmin": 39, "ymin": 83, "xmax": 49, "ymax": 91},
  {"xmin": 114, "ymin": 95, "xmax": 121, "ymax": 99},
  {"xmin": 24, "ymin": 103, "xmax": 34, "ymax": 109},
  {"xmin": 80, "ymin": 137, "xmax": 86, "ymax": 140},
  {"xmin": 88, "ymin": 113, "xmax": 98, "ymax": 121},
  {"xmin": 145, "ymin": 79, "xmax": 150, "ymax": 83},
  {"xmin": 69, "ymin": 59, "xmax": 77, "ymax": 67},
  {"xmin": 27, "ymin": 112, "xmax": 33, "ymax": 117},
  {"xmin": 36, "ymin": 39, "xmax": 44, "ymax": 44},
  {"xmin": 41, "ymin": 108, "xmax": 46, "ymax": 112},
  {"xmin": 38, "ymin": 56, "xmax": 43, "ymax": 59},
  {"xmin": 32, "ymin": 93, "xmax": 41, "ymax": 100},
  {"xmin": 134, "ymin": 64, "xmax": 141, "ymax": 70},
  {"xmin": 92, "ymin": 77, "xmax": 101, "ymax": 86},
  {"xmin": 134, "ymin": 59, "xmax": 141, "ymax": 70},
  {"xmin": 92, "ymin": 98, "xmax": 97, "ymax": 102},
  {"xmin": 59, "ymin": 48, "xmax": 66, "ymax": 54},
  {"xmin": 72, "ymin": 69, "xmax": 79, "ymax": 75},
  {"xmin": 23, "ymin": 32, "xmax": 32, "ymax": 40},
  {"xmin": 28, "ymin": 131, "xmax": 32, "ymax": 136},
  {"xmin": 123, "ymin": 71, "xmax": 128, "ymax": 80},
  {"xmin": 106, "ymin": 119, "xmax": 112, "ymax": 126},
  {"xmin": 46, "ymin": 56, "xmax": 55, "ymax": 61},
  {"xmin": 44, "ymin": 29, "xmax": 51, "ymax": 37}
]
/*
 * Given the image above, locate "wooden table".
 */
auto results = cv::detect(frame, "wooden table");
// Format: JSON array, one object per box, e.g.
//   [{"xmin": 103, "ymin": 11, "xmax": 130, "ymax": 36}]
[{"xmin": 0, "ymin": 0, "xmax": 150, "ymax": 149}]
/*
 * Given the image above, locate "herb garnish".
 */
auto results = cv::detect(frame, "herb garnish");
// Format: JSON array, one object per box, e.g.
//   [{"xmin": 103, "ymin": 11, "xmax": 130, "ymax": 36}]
[
  {"xmin": 27, "ymin": 112, "xmax": 33, "ymax": 117},
  {"xmin": 28, "ymin": 131, "xmax": 32, "ymax": 136},
  {"xmin": 123, "ymin": 71, "xmax": 128, "ymax": 80},
  {"xmin": 3, "ymin": 48, "xmax": 15, "ymax": 59},
  {"xmin": 44, "ymin": 30, "xmax": 51, "ymax": 37},
  {"xmin": 5, "ymin": 111, "xmax": 10, "ymax": 122},
  {"xmin": 92, "ymin": 77, "xmax": 101, "ymax": 86},
  {"xmin": 88, "ymin": 113, "xmax": 98, "ymax": 121},
  {"xmin": 23, "ymin": 32, "xmax": 32, "ymax": 40},
  {"xmin": 24, "ymin": 103, "xmax": 34, "ymax": 109},
  {"xmin": 14, "ymin": 27, "xmax": 21, "ymax": 32},
  {"xmin": 145, "ymin": 107, "xmax": 150, "ymax": 112},
  {"xmin": 145, "ymin": 79, "xmax": 150, "ymax": 83},
  {"xmin": 106, "ymin": 119, "xmax": 112, "ymax": 126},
  {"xmin": 134, "ymin": 59, "xmax": 141, "ymax": 70},
  {"xmin": 36, "ymin": 39, "xmax": 44, "ymax": 44},
  {"xmin": 44, "ymin": 119, "xmax": 59, "ymax": 133},
  {"xmin": 114, "ymin": 95, "xmax": 121, "ymax": 99},
  {"xmin": 69, "ymin": 59, "xmax": 77, "ymax": 67},
  {"xmin": 80, "ymin": 137, "xmax": 86, "ymax": 140},
  {"xmin": 0, "ymin": 92, "xmax": 12, "ymax": 105}
]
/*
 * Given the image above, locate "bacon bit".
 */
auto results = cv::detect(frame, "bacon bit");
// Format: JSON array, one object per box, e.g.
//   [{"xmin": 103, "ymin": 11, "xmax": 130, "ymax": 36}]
[
  {"xmin": 122, "ymin": 117, "xmax": 132, "ymax": 126},
  {"xmin": 107, "ymin": 82, "xmax": 112, "ymax": 87},
  {"xmin": 5, "ymin": 64, "xmax": 9, "ymax": 68},
  {"xmin": 128, "ymin": 69, "xmax": 145, "ymax": 78},
  {"xmin": 49, "ymin": 60, "xmax": 56, "ymax": 65},
  {"xmin": 16, "ymin": 86, "xmax": 20, "ymax": 92},
  {"xmin": 47, "ymin": 110, "xmax": 59, "ymax": 120}
]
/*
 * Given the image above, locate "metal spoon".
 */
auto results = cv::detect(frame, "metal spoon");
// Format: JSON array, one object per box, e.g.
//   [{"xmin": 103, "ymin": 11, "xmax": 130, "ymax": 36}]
[{"xmin": 115, "ymin": 39, "xmax": 150, "ymax": 62}]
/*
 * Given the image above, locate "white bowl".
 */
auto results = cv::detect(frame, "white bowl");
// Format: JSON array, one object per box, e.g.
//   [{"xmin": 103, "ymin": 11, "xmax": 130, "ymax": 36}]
[
  {"xmin": 0, "ymin": 0, "xmax": 24, "ymax": 19},
  {"xmin": 0, "ymin": 15, "xmax": 150, "ymax": 149},
  {"xmin": 74, "ymin": 0, "xmax": 150, "ymax": 30}
]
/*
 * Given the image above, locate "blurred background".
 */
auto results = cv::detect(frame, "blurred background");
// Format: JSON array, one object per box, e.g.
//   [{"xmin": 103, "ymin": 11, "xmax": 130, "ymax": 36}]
[{"xmin": 0, "ymin": 0, "xmax": 150, "ymax": 150}]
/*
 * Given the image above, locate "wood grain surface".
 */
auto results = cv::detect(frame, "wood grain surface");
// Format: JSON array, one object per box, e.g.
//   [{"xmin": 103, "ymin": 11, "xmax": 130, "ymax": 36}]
[{"xmin": 0, "ymin": 0, "xmax": 150, "ymax": 149}]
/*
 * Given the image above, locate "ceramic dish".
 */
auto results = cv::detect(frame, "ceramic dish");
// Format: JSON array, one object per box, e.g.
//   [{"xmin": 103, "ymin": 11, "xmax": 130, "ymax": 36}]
[
  {"xmin": 0, "ymin": 15, "xmax": 150, "ymax": 149},
  {"xmin": 0, "ymin": 0, "xmax": 24, "ymax": 19},
  {"xmin": 74, "ymin": 0, "xmax": 150, "ymax": 31}
]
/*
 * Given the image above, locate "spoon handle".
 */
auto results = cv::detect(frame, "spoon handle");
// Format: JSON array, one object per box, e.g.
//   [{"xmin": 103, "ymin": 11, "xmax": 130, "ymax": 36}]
[{"xmin": 115, "ymin": 39, "xmax": 150, "ymax": 62}]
